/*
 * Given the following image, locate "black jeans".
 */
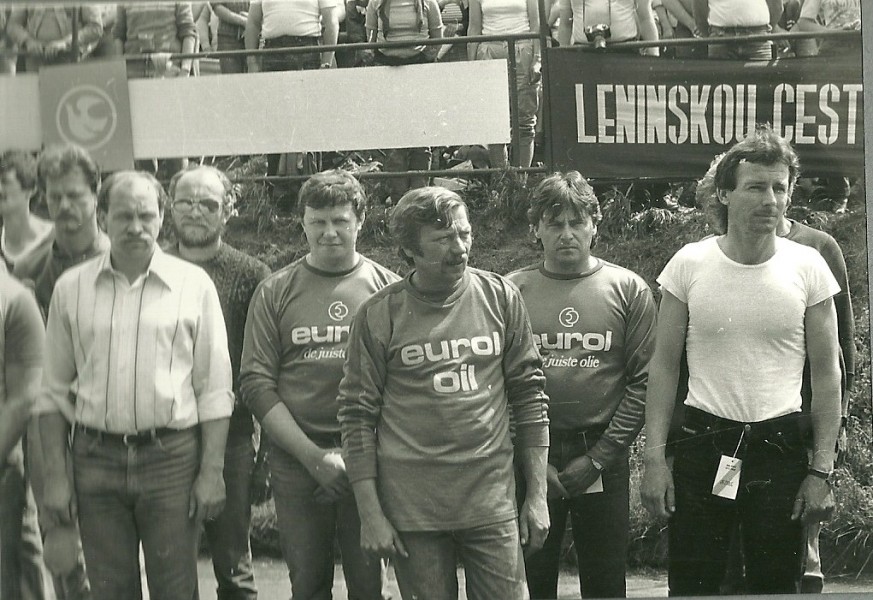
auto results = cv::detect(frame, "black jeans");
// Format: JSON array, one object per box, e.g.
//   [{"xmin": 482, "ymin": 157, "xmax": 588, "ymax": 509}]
[
  {"xmin": 668, "ymin": 407, "xmax": 807, "ymax": 596},
  {"xmin": 524, "ymin": 429, "xmax": 629, "ymax": 599}
]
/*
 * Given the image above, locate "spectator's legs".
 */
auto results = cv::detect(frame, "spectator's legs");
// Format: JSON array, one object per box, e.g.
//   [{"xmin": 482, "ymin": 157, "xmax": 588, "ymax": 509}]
[
  {"xmin": 514, "ymin": 40, "xmax": 540, "ymax": 169},
  {"xmin": 456, "ymin": 519, "xmax": 526, "ymax": 600},
  {"xmin": 393, "ymin": 531, "xmax": 459, "ymax": 600},
  {"xmin": 269, "ymin": 443, "xmax": 338, "ymax": 600},
  {"xmin": 478, "ymin": 40, "xmax": 540, "ymax": 169},
  {"xmin": 136, "ymin": 429, "xmax": 200, "ymax": 600},
  {"xmin": 407, "ymin": 147, "xmax": 432, "ymax": 190},
  {"xmin": 218, "ymin": 34, "xmax": 247, "ymax": 74},
  {"xmin": 203, "ymin": 433, "xmax": 258, "ymax": 600},
  {"xmin": 385, "ymin": 148, "xmax": 412, "ymax": 201}
]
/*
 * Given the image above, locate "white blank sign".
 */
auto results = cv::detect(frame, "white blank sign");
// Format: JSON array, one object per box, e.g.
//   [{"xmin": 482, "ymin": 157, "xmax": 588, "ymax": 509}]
[{"xmin": 1, "ymin": 60, "xmax": 510, "ymax": 158}]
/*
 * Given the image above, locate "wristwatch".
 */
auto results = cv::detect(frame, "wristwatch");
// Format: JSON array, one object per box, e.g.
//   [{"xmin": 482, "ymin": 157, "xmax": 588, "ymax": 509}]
[
  {"xmin": 807, "ymin": 467, "xmax": 834, "ymax": 486},
  {"xmin": 589, "ymin": 457, "xmax": 605, "ymax": 472}
]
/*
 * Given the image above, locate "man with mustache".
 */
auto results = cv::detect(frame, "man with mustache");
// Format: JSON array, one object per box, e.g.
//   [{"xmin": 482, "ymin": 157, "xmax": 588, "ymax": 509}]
[
  {"xmin": 167, "ymin": 166, "xmax": 269, "ymax": 600},
  {"xmin": 507, "ymin": 172, "xmax": 656, "ymax": 599},
  {"xmin": 37, "ymin": 170, "xmax": 234, "ymax": 600},
  {"xmin": 14, "ymin": 143, "xmax": 110, "ymax": 600},
  {"xmin": 337, "ymin": 187, "xmax": 550, "ymax": 600},
  {"xmin": 641, "ymin": 126, "xmax": 842, "ymax": 595}
]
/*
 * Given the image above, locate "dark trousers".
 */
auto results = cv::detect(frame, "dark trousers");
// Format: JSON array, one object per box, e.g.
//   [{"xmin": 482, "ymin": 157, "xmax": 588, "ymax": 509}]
[
  {"xmin": 202, "ymin": 432, "xmax": 258, "ymax": 600},
  {"xmin": 524, "ymin": 430, "xmax": 629, "ymax": 599},
  {"xmin": 668, "ymin": 407, "xmax": 807, "ymax": 596}
]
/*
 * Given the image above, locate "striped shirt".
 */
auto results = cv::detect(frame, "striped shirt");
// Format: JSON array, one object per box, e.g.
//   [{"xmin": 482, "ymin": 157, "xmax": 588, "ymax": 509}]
[{"xmin": 39, "ymin": 247, "xmax": 234, "ymax": 433}]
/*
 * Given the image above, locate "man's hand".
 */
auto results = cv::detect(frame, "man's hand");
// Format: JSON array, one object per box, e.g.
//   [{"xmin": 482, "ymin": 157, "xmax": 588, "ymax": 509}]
[
  {"xmin": 360, "ymin": 511, "xmax": 408, "ymax": 559},
  {"xmin": 791, "ymin": 476, "xmax": 836, "ymax": 525},
  {"xmin": 558, "ymin": 455, "xmax": 601, "ymax": 497},
  {"xmin": 43, "ymin": 38, "xmax": 71, "ymax": 59},
  {"xmin": 519, "ymin": 494, "xmax": 549, "ymax": 557},
  {"xmin": 546, "ymin": 464, "xmax": 569, "ymax": 499},
  {"xmin": 188, "ymin": 466, "xmax": 226, "ymax": 523},
  {"xmin": 42, "ymin": 473, "xmax": 76, "ymax": 525},
  {"xmin": 640, "ymin": 458, "xmax": 675, "ymax": 519},
  {"xmin": 307, "ymin": 450, "xmax": 351, "ymax": 499},
  {"xmin": 24, "ymin": 38, "xmax": 45, "ymax": 57}
]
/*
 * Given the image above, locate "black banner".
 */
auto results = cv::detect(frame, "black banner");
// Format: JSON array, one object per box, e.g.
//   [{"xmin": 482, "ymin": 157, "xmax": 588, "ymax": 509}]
[{"xmin": 547, "ymin": 51, "xmax": 864, "ymax": 178}]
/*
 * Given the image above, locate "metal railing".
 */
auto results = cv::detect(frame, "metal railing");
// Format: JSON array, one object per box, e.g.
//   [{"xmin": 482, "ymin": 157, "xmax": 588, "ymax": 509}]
[{"xmin": 3, "ymin": 8, "xmax": 860, "ymax": 187}]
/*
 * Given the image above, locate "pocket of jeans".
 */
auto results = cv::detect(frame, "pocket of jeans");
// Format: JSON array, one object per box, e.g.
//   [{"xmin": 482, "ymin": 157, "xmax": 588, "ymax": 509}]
[{"xmin": 72, "ymin": 434, "xmax": 101, "ymax": 457}]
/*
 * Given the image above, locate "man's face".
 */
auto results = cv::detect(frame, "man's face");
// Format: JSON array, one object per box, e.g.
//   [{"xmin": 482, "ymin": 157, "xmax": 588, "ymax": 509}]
[
  {"xmin": 721, "ymin": 162, "xmax": 790, "ymax": 237},
  {"xmin": 44, "ymin": 167, "xmax": 98, "ymax": 234},
  {"xmin": 0, "ymin": 169, "xmax": 33, "ymax": 216},
  {"xmin": 408, "ymin": 205, "xmax": 472, "ymax": 291},
  {"xmin": 301, "ymin": 202, "xmax": 363, "ymax": 269},
  {"xmin": 105, "ymin": 176, "xmax": 163, "ymax": 265},
  {"xmin": 171, "ymin": 170, "xmax": 227, "ymax": 248},
  {"xmin": 536, "ymin": 207, "xmax": 596, "ymax": 273}
]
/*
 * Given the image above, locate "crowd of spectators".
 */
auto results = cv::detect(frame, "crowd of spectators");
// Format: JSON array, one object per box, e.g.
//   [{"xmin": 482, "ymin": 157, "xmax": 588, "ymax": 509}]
[{"xmin": 0, "ymin": 1, "xmax": 860, "ymax": 197}]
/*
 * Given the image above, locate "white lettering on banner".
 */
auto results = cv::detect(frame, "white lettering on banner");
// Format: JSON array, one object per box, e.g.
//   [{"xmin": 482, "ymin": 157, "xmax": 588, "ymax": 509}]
[
  {"xmin": 575, "ymin": 83, "xmax": 862, "ymax": 145},
  {"xmin": 400, "ymin": 332, "xmax": 502, "ymax": 366},
  {"xmin": 291, "ymin": 325, "xmax": 349, "ymax": 345}
]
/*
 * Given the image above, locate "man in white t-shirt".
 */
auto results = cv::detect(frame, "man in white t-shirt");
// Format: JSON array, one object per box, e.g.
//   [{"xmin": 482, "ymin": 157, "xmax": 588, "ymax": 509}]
[
  {"xmin": 640, "ymin": 126, "xmax": 841, "ymax": 595},
  {"xmin": 693, "ymin": 0, "xmax": 781, "ymax": 59}
]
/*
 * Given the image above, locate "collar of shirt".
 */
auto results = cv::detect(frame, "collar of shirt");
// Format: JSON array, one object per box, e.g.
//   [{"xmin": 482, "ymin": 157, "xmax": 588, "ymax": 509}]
[{"xmin": 95, "ymin": 245, "xmax": 179, "ymax": 291}]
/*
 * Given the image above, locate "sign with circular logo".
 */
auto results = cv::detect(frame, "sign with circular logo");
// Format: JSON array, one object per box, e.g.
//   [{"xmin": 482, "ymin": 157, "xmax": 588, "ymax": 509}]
[
  {"xmin": 55, "ymin": 85, "xmax": 118, "ymax": 150},
  {"xmin": 558, "ymin": 307, "xmax": 580, "ymax": 328},
  {"xmin": 328, "ymin": 301, "xmax": 350, "ymax": 322}
]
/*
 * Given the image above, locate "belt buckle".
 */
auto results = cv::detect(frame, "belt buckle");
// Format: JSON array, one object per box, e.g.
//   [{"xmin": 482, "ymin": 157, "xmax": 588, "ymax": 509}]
[{"xmin": 122, "ymin": 432, "xmax": 137, "ymax": 447}]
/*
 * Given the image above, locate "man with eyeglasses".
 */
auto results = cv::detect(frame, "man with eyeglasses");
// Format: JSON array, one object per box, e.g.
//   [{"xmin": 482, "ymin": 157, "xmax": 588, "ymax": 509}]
[
  {"xmin": 37, "ymin": 170, "xmax": 234, "ymax": 600},
  {"xmin": 166, "ymin": 165, "xmax": 270, "ymax": 600}
]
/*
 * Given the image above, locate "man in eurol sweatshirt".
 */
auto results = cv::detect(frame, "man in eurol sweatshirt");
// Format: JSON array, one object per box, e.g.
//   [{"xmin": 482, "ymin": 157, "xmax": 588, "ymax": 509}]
[
  {"xmin": 240, "ymin": 170, "xmax": 399, "ymax": 599},
  {"xmin": 507, "ymin": 172, "xmax": 656, "ymax": 599},
  {"xmin": 338, "ymin": 186, "xmax": 550, "ymax": 600}
]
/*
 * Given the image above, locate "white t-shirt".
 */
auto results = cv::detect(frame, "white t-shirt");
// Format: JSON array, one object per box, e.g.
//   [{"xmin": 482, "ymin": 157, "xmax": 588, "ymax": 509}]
[
  {"xmin": 254, "ymin": 0, "xmax": 337, "ymax": 38},
  {"xmin": 657, "ymin": 236, "xmax": 839, "ymax": 423},
  {"xmin": 480, "ymin": 0, "xmax": 530, "ymax": 35},
  {"xmin": 560, "ymin": 0, "xmax": 641, "ymax": 44},
  {"xmin": 706, "ymin": 0, "xmax": 769, "ymax": 28}
]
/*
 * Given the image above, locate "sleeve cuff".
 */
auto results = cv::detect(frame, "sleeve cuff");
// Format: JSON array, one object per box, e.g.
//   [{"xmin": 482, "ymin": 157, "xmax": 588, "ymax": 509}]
[
  {"xmin": 344, "ymin": 453, "xmax": 378, "ymax": 483},
  {"xmin": 588, "ymin": 436, "xmax": 625, "ymax": 469},
  {"xmin": 196, "ymin": 390, "xmax": 235, "ymax": 422},
  {"xmin": 513, "ymin": 422, "xmax": 549, "ymax": 449}
]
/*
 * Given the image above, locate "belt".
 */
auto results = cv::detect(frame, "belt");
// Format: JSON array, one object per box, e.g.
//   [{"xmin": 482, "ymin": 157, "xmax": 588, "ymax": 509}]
[
  {"xmin": 683, "ymin": 406, "xmax": 802, "ymax": 445},
  {"xmin": 75, "ymin": 424, "xmax": 179, "ymax": 447},
  {"xmin": 264, "ymin": 35, "xmax": 321, "ymax": 47},
  {"xmin": 710, "ymin": 25, "xmax": 771, "ymax": 33}
]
